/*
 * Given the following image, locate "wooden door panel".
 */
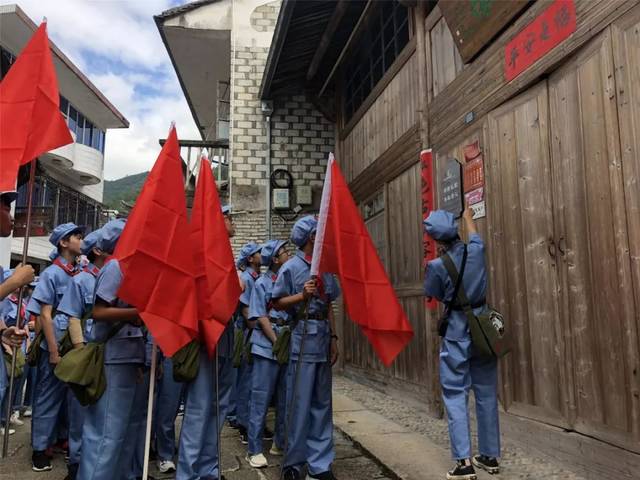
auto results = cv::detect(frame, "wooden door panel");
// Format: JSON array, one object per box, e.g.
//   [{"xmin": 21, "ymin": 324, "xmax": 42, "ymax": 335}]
[
  {"xmin": 487, "ymin": 83, "xmax": 568, "ymax": 426},
  {"xmin": 612, "ymin": 5, "xmax": 640, "ymax": 446},
  {"xmin": 549, "ymin": 28, "xmax": 639, "ymax": 451}
]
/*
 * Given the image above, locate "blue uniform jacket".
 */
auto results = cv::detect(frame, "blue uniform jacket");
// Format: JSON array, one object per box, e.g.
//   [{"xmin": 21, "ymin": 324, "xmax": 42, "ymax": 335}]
[
  {"xmin": 248, "ymin": 270, "xmax": 289, "ymax": 359},
  {"xmin": 26, "ymin": 257, "xmax": 77, "ymax": 351},
  {"xmin": 55, "ymin": 265, "xmax": 100, "ymax": 342},
  {"xmin": 90, "ymin": 259, "xmax": 144, "ymax": 365},
  {"xmin": 424, "ymin": 233, "xmax": 487, "ymax": 341},
  {"xmin": 271, "ymin": 250, "xmax": 340, "ymax": 362}
]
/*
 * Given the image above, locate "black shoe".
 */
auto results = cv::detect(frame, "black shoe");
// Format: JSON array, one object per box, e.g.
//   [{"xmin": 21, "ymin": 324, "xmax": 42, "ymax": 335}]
[
  {"xmin": 32, "ymin": 450, "xmax": 52, "ymax": 472},
  {"xmin": 307, "ymin": 471, "xmax": 337, "ymax": 480},
  {"xmin": 262, "ymin": 426, "xmax": 274, "ymax": 440},
  {"xmin": 283, "ymin": 468, "xmax": 300, "ymax": 480},
  {"xmin": 238, "ymin": 426, "xmax": 248, "ymax": 444},
  {"xmin": 228, "ymin": 419, "xmax": 241, "ymax": 430},
  {"xmin": 472, "ymin": 455, "xmax": 500, "ymax": 474},
  {"xmin": 446, "ymin": 460, "xmax": 476, "ymax": 480}
]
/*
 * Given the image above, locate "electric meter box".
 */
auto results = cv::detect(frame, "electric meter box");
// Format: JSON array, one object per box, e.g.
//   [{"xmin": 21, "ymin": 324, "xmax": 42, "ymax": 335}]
[
  {"xmin": 296, "ymin": 185, "xmax": 313, "ymax": 206},
  {"xmin": 273, "ymin": 188, "xmax": 290, "ymax": 209}
]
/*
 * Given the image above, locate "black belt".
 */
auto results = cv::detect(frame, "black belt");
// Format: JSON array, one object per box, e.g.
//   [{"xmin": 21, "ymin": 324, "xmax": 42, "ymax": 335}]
[
  {"xmin": 269, "ymin": 318, "xmax": 288, "ymax": 326},
  {"xmin": 303, "ymin": 313, "xmax": 328, "ymax": 321}
]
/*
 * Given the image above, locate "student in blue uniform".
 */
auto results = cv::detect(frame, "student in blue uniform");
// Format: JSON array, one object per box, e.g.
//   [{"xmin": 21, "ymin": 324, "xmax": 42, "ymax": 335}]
[
  {"xmin": 246, "ymin": 239, "xmax": 290, "ymax": 468},
  {"xmin": 0, "ymin": 191, "xmax": 33, "ymax": 437},
  {"xmin": 176, "ymin": 204, "xmax": 237, "ymax": 480},
  {"xmin": 26, "ymin": 222, "xmax": 84, "ymax": 472},
  {"xmin": 55, "ymin": 228, "xmax": 108, "ymax": 480},
  {"xmin": 272, "ymin": 216, "xmax": 340, "ymax": 480},
  {"xmin": 226, "ymin": 254, "xmax": 246, "ymax": 431},
  {"xmin": 154, "ymin": 350, "xmax": 185, "ymax": 474},
  {"xmin": 77, "ymin": 219, "xmax": 148, "ymax": 480},
  {"xmin": 235, "ymin": 241, "xmax": 263, "ymax": 445},
  {"xmin": 423, "ymin": 208, "xmax": 500, "ymax": 479}
]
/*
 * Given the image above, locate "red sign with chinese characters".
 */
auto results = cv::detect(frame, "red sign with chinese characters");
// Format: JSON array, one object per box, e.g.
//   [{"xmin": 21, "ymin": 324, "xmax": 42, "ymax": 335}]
[
  {"xmin": 504, "ymin": 0, "xmax": 576, "ymax": 82},
  {"xmin": 421, "ymin": 149, "xmax": 437, "ymax": 311}
]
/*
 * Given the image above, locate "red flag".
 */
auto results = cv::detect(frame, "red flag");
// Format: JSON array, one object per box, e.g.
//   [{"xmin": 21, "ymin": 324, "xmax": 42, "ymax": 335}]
[
  {"xmin": 114, "ymin": 126, "xmax": 197, "ymax": 356},
  {"xmin": 190, "ymin": 153, "xmax": 241, "ymax": 357},
  {"xmin": 312, "ymin": 154, "xmax": 414, "ymax": 366},
  {"xmin": 0, "ymin": 22, "xmax": 73, "ymax": 192}
]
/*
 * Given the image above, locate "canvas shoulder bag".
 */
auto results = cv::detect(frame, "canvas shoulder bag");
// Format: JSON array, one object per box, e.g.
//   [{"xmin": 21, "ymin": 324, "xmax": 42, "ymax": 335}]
[
  {"xmin": 54, "ymin": 322, "xmax": 127, "ymax": 406},
  {"xmin": 441, "ymin": 246, "xmax": 510, "ymax": 358}
]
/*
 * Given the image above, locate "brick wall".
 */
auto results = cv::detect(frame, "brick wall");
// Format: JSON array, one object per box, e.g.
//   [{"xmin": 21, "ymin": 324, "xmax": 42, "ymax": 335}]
[{"xmin": 229, "ymin": 1, "xmax": 335, "ymax": 252}]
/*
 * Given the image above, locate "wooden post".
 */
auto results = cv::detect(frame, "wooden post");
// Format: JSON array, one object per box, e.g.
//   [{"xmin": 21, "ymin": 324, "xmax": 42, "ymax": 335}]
[{"xmin": 414, "ymin": 2, "xmax": 430, "ymax": 148}]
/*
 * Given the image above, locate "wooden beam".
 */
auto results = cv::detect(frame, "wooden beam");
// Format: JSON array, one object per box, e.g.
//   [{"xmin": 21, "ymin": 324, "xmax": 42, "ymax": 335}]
[
  {"xmin": 306, "ymin": 0, "xmax": 349, "ymax": 81},
  {"xmin": 414, "ymin": 1, "xmax": 430, "ymax": 148}
]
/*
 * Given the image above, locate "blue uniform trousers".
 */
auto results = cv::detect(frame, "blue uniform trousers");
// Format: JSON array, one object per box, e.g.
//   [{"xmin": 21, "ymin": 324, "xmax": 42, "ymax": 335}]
[
  {"xmin": 155, "ymin": 356, "xmax": 184, "ymax": 461},
  {"xmin": 128, "ymin": 367, "xmax": 152, "ymax": 479},
  {"xmin": 78, "ymin": 363, "xmax": 143, "ymax": 480},
  {"xmin": 31, "ymin": 348, "xmax": 67, "ymax": 450},
  {"xmin": 440, "ymin": 339, "xmax": 500, "ymax": 460},
  {"xmin": 283, "ymin": 360, "xmax": 333, "ymax": 475},
  {"xmin": 248, "ymin": 355, "xmax": 286, "ymax": 455},
  {"xmin": 176, "ymin": 348, "xmax": 234, "ymax": 480},
  {"xmin": 236, "ymin": 358, "xmax": 253, "ymax": 429},
  {"xmin": 67, "ymin": 389, "xmax": 86, "ymax": 466}
]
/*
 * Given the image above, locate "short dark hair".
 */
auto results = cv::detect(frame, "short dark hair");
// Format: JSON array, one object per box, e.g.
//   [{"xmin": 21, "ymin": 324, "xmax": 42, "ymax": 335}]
[{"xmin": 0, "ymin": 194, "xmax": 12, "ymax": 207}]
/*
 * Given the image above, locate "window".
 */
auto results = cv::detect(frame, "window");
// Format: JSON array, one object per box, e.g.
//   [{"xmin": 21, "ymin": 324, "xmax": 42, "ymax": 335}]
[
  {"xmin": 0, "ymin": 46, "xmax": 15, "ymax": 80},
  {"xmin": 59, "ymin": 96, "xmax": 69, "ymax": 119},
  {"xmin": 68, "ymin": 106, "xmax": 78, "ymax": 137},
  {"xmin": 343, "ymin": 1, "xmax": 410, "ymax": 122},
  {"xmin": 77, "ymin": 113, "xmax": 86, "ymax": 144}
]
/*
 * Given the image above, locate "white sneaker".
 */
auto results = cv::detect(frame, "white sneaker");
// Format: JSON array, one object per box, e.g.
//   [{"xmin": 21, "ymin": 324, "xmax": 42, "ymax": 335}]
[
  {"xmin": 22, "ymin": 408, "xmax": 32, "ymax": 417},
  {"xmin": 247, "ymin": 453, "xmax": 269, "ymax": 468},
  {"xmin": 157, "ymin": 459, "xmax": 176, "ymax": 473},
  {"xmin": 10, "ymin": 411, "xmax": 24, "ymax": 426},
  {"xmin": 269, "ymin": 444, "xmax": 284, "ymax": 456},
  {"xmin": 0, "ymin": 427, "xmax": 15, "ymax": 436}
]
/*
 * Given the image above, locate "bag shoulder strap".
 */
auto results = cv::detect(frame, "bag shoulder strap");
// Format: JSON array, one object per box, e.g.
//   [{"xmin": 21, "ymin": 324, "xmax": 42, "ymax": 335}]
[
  {"xmin": 100, "ymin": 322, "xmax": 127, "ymax": 344},
  {"xmin": 441, "ymin": 245, "xmax": 469, "ymax": 309}
]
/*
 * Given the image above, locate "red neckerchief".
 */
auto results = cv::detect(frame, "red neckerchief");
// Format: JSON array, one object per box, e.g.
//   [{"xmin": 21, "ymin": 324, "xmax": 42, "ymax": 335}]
[
  {"xmin": 53, "ymin": 258, "xmax": 78, "ymax": 276},
  {"xmin": 83, "ymin": 264, "xmax": 101, "ymax": 278},
  {"xmin": 8, "ymin": 295, "xmax": 26, "ymax": 320}
]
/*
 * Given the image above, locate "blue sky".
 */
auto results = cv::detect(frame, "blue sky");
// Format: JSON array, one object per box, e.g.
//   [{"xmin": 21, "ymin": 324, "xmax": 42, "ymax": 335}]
[{"xmin": 12, "ymin": 0, "xmax": 200, "ymax": 180}]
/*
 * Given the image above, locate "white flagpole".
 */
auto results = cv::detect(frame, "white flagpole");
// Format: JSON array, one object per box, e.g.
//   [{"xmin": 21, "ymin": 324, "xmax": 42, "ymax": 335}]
[
  {"xmin": 142, "ymin": 343, "xmax": 158, "ymax": 480},
  {"xmin": 310, "ymin": 153, "xmax": 334, "ymax": 277}
]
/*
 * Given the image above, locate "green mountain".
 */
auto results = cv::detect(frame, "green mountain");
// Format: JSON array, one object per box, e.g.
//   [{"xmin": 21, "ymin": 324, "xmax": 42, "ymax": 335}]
[{"xmin": 103, "ymin": 171, "xmax": 148, "ymax": 210}]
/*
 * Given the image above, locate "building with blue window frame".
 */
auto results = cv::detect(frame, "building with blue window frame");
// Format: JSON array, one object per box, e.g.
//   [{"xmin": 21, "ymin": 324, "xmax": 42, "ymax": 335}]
[{"xmin": 0, "ymin": 3, "xmax": 129, "ymax": 270}]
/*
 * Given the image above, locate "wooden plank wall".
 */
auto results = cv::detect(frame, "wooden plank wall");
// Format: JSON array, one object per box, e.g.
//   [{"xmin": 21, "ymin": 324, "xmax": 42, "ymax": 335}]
[
  {"xmin": 429, "ymin": 15, "xmax": 463, "ymax": 98},
  {"xmin": 340, "ymin": 52, "xmax": 419, "ymax": 182},
  {"xmin": 429, "ymin": 0, "xmax": 639, "ymax": 150}
]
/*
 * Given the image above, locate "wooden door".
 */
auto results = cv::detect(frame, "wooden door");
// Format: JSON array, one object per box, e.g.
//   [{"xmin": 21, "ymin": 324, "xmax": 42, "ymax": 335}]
[
  {"xmin": 487, "ymin": 83, "xmax": 570, "ymax": 427},
  {"xmin": 548, "ymin": 28, "xmax": 640, "ymax": 452},
  {"xmin": 612, "ymin": 6, "xmax": 640, "ymax": 449}
]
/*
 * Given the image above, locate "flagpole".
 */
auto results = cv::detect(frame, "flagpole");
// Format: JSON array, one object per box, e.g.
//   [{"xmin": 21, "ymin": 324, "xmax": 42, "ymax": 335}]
[
  {"xmin": 142, "ymin": 343, "xmax": 158, "ymax": 480},
  {"xmin": 214, "ymin": 351, "xmax": 222, "ymax": 479},
  {"xmin": 2, "ymin": 158, "xmax": 36, "ymax": 458}
]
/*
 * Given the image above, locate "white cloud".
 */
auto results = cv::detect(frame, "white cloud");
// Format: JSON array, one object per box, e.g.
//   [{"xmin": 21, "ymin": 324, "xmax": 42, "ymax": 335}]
[{"xmin": 11, "ymin": 0, "xmax": 201, "ymax": 179}]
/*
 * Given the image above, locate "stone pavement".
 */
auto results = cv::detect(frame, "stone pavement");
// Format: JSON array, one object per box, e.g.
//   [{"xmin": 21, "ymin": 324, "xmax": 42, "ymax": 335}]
[
  {"xmin": 0, "ymin": 374, "xmax": 623, "ymax": 479},
  {"xmin": 0, "ymin": 401, "xmax": 394, "ymax": 480}
]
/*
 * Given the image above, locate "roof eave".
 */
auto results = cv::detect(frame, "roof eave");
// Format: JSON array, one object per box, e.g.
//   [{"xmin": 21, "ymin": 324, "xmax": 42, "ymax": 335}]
[{"xmin": 259, "ymin": 0, "xmax": 297, "ymax": 100}]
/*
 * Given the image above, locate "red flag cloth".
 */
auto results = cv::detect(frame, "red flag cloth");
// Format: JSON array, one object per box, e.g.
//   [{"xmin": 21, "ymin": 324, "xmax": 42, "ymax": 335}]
[
  {"xmin": 114, "ymin": 126, "xmax": 197, "ymax": 357},
  {"xmin": 190, "ymin": 156, "xmax": 241, "ymax": 357},
  {"xmin": 0, "ymin": 23, "xmax": 73, "ymax": 192},
  {"xmin": 314, "ymin": 155, "xmax": 414, "ymax": 367}
]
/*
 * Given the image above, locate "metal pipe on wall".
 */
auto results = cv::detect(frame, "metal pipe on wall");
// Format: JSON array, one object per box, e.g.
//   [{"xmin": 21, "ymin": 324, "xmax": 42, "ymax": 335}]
[{"xmin": 266, "ymin": 114, "xmax": 272, "ymax": 238}]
